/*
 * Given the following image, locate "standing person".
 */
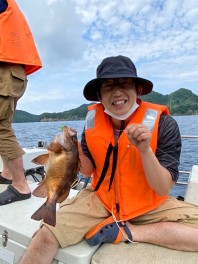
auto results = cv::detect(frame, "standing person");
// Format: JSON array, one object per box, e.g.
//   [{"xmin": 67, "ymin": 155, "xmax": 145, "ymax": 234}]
[
  {"xmin": 20, "ymin": 55, "xmax": 198, "ymax": 264},
  {"xmin": 0, "ymin": 0, "xmax": 42, "ymax": 205}
]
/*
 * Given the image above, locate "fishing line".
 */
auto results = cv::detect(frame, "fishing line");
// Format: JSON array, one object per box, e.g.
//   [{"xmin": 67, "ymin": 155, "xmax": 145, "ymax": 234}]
[{"xmin": 156, "ymin": 147, "xmax": 180, "ymax": 168}]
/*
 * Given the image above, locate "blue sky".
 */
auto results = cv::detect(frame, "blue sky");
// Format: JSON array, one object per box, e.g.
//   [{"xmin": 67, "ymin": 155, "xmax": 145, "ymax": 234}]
[{"xmin": 15, "ymin": 0, "xmax": 198, "ymax": 115}]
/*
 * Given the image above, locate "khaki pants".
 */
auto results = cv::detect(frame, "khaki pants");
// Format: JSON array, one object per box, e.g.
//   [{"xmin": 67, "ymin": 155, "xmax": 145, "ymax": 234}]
[
  {"xmin": 0, "ymin": 63, "xmax": 27, "ymax": 160},
  {"xmin": 44, "ymin": 187, "xmax": 198, "ymax": 248}
]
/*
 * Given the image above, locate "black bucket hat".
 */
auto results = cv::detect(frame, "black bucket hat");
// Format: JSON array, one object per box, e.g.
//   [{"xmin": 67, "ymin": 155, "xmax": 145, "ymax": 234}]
[{"xmin": 83, "ymin": 55, "xmax": 153, "ymax": 101}]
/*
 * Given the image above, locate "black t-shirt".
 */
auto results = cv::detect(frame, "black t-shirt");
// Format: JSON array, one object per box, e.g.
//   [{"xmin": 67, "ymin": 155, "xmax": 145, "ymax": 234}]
[{"xmin": 81, "ymin": 114, "xmax": 181, "ymax": 182}]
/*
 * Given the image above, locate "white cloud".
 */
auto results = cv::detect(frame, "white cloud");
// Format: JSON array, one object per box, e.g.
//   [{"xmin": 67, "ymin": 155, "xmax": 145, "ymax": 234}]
[{"xmin": 14, "ymin": 0, "xmax": 198, "ymax": 114}]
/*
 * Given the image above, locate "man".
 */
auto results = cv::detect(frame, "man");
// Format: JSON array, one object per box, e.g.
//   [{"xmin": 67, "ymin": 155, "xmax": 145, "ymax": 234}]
[
  {"xmin": 0, "ymin": 0, "xmax": 42, "ymax": 205},
  {"xmin": 20, "ymin": 55, "xmax": 198, "ymax": 264}
]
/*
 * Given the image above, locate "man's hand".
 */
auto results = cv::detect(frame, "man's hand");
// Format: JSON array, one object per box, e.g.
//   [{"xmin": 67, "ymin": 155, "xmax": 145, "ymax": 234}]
[{"xmin": 124, "ymin": 123, "xmax": 151, "ymax": 153}]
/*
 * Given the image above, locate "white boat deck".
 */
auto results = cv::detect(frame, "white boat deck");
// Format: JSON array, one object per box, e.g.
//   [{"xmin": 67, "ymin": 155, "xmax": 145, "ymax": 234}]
[{"xmin": 0, "ymin": 183, "xmax": 99, "ymax": 264}]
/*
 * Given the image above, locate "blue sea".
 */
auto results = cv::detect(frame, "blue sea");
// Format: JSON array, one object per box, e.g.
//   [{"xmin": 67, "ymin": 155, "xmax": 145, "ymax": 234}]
[{"xmin": 12, "ymin": 115, "xmax": 198, "ymax": 198}]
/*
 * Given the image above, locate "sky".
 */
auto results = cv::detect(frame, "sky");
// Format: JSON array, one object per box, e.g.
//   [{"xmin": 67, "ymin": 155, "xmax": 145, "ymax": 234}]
[{"xmin": 15, "ymin": 0, "xmax": 198, "ymax": 115}]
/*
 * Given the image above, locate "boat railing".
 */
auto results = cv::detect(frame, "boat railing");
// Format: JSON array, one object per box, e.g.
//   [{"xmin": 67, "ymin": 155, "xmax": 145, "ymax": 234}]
[
  {"xmin": 23, "ymin": 135, "xmax": 197, "ymax": 187},
  {"xmin": 177, "ymin": 171, "xmax": 190, "ymax": 186},
  {"xmin": 176, "ymin": 135, "xmax": 197, "ymax": 186},
  {"xmin": 181, "ymin": 135, "xmax": 198, "ymax": 139}
]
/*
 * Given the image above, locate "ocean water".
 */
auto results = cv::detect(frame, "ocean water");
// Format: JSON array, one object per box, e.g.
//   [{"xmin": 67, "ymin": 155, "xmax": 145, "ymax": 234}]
[{"xmin": 12, "ymin": 115, "xmax": 198, "ymax": 198}]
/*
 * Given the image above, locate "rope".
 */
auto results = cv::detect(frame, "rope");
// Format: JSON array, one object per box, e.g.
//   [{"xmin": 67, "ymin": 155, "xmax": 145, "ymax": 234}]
[{"xmin": 111, "ymin": 209, "xmax": 138, "ymax": 244}]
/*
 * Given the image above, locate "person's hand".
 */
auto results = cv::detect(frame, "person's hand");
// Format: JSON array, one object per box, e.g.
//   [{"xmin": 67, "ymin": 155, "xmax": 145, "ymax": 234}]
[
  {"xmin": 124, "ymin": 124, "xmax": 151, "ymax": 153},
  {"xmin": 77, "ymin": 141, "xmax": 84, "ymax": 159},
  {"xmin": 77, "ymin": 141, "xmax": 94, "ymax": 176},
  {"xmin": 77, "ymin": 141, "xmax": 82, "ymax": 152}
]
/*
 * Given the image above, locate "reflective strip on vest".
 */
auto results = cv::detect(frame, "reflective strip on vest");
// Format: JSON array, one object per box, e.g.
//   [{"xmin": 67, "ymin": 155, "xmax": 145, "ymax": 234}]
[
  {"xmin": 142, "ymin": 108, "xmax": 158, "ymax": 131},
  {"xmin": 85, "ymin": 109, "xmax": 96, "ymax": 130}
]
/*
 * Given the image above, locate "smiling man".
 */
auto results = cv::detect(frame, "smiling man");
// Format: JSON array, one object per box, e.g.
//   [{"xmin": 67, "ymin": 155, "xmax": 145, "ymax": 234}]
[{"xmin": 20, "ymin": 55, "xmax": 198, "ymax": 264}]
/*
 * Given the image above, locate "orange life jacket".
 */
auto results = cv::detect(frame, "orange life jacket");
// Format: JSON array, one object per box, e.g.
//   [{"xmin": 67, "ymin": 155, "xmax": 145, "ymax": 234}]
[
  {"xmin": 85, "ymin": 100, "xmax": 170, "ymax": 220},
  {"xmin": 0, "ymin": 0, "xmax": 42, "ymax": 75}
]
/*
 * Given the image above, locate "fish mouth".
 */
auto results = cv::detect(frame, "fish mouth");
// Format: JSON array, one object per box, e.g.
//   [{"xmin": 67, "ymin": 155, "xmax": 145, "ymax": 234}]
[
  {"xmin": 68, "ymin": 130, "xmax": 76, "ymax": 137},
  {"xmin": 64, "ymin": 126, "xmax": 78, "ymax": 146},
  {"xmin": 64, "ymin": 126, "xmax": 77, "ymax": 139},
  {"xmin": 54, "ymin": 126, "xmax": 77, "ymax": 148}
]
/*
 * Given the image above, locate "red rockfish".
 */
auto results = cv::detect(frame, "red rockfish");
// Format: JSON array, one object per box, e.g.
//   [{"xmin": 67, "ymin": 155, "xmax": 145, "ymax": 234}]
[{"xmin": 31, "ymin": 126, "xmax": 80, "ymax": 226}]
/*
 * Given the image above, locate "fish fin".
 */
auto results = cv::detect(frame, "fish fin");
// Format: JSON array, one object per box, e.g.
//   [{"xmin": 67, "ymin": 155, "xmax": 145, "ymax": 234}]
[
  {"xmin": 32, "ymin": 154, "xmax": 49, "ymax": 165},
  {"xmin": 31, "ymin": 201, "xmax": 56, "ymax": 227},
  {"xmin": 57, "ymin": 189, "xmax": 70, "ymax": 203},
  {"xmin": 47, "ymin": 142, "xmax": 62, "ymax": 153},
  {"xmin": 57, "ymin": 174, "xmax": 79, "ymax": 204},
  {"xmin": 32, "ymin": 180, "xmax": 47, "ymax": 197}
]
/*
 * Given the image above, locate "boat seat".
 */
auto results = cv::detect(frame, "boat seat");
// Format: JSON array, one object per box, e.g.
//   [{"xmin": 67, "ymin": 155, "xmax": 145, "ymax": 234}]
[{"xmin": 91, "ymin": 242, "xmax": 198, "ymax": 264}]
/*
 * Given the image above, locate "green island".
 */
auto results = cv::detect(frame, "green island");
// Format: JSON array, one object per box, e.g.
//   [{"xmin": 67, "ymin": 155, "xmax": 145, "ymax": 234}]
[{"xmin": 14, "ymin": 88, "xmax": 198, "ymax": 123}]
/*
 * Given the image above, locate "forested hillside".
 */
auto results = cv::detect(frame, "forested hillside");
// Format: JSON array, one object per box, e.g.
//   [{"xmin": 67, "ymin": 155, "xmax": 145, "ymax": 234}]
[{"xmin": 14, "ymin": 88, "xmax": 198, "ymax": 123}]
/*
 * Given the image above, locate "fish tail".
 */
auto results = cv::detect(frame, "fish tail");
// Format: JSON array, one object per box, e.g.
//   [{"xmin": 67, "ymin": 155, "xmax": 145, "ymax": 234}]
[{"xmin": 31, "ymin": 202, "xmax": 56, "ymax": 227}]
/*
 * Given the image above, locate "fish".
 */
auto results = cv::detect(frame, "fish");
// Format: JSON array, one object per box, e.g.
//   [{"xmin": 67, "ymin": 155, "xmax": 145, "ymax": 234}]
[{"xmin": 31, "ymin": 126, "xmax": 80, "ymax": 226}]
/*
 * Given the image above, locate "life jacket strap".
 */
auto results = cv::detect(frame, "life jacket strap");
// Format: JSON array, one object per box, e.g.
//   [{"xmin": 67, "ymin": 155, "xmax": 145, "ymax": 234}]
[
  {"xmin": 94, "ymin": 143, "xmax": 118, "ymax": 192},
  {"xmin": 94, "ymin": 143, "xmax": 113, "ymax": 191},
  {"xmin": 108, "ymin": 144, "xmax": 118, "ymax": 191}
]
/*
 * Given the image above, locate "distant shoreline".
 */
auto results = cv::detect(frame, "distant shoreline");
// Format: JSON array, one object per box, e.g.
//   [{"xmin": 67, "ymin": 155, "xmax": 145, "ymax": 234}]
[{"xmin": 13, "ymin": 88, "xmax": 198, "ymax": 123}]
